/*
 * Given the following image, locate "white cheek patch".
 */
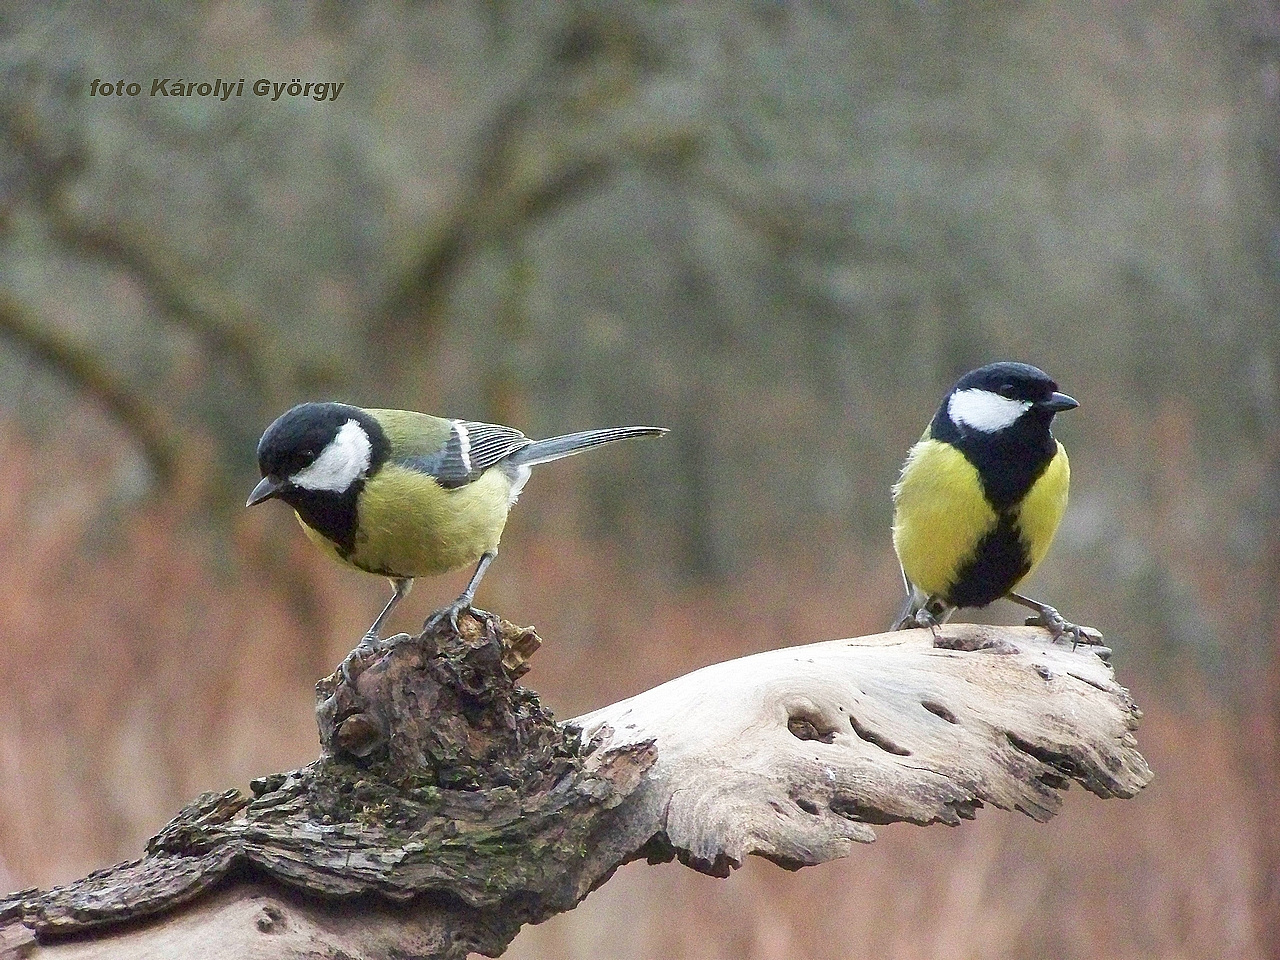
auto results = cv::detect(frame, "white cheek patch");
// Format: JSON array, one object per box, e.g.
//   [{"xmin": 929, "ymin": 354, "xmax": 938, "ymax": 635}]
[
  {"xmin": 948, "ymin": 389, "xmax": 1031, "ymax": 433},
  {"xmin": 291, "ymin": 419, "xmax": 373, "ymax": 492}
]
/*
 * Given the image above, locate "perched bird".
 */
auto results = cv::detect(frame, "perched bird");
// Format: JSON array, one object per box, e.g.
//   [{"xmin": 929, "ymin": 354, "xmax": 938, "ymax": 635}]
[
  {"xmin": 248, "ymin": 402, "xmax": 667, "ymax": 647},
  {"xmin": 891, "ymin": 362, "xmax": 1095, "ymax": 643}
]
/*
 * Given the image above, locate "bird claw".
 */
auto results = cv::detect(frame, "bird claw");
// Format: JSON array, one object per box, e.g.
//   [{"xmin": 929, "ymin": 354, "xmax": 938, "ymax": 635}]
[
  {"xmin": 1023, "ymin": 606, "xmax": 1104, "ymax": 649},
  {"xmin": 422, "ymin": 602, "xmax": 466, "ymax": 636},
  {"xmin": 422, "ymin": 600, "xmax": 497, "ymax": 637},
  {"xmin": 896, "ymin": 607, "xmax": 943, "ymax": 643},
  {"xmin": 339, "ymin": 643, "xmax": 373, "ymax": 686},
  {"xmin": 338, "ymin": 631, "xmax": 404, "ymax": 685}
]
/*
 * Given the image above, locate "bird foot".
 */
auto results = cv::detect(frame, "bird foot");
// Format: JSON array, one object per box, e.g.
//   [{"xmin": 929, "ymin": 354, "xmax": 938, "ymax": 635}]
[
  {"xmin": 421, "ymin": 600, "xmax": 497, "ymax": 637},
  {"xmin": 1023, "ymin": 605, "xmax": 1104, "ymax": 649},
  {"xmin": 338, "ymin": 631, "xmax": 409, "ymax": 685},
  {"xmin": 896, "ymin": 607, "xmax": 943, "ymax": 643}
]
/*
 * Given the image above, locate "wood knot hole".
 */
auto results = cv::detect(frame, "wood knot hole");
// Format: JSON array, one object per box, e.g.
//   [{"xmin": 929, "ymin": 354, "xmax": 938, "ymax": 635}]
[
  {"xmin": 255, "ymin": 903, "xmax": 285, "ymax": 934},
  {"xmin": 921, "ymin": 699, "xmax": 958, "ymax": 724},
  {"xmin": 335, "ymin": 712, "xmax": 385, "ymax": 758},
  {"xmin": 787, "ymin": 711, "xmax": 836, "ymax": 743},
  {"xmin": 850, "ymin": 716, "xmax": 911, "ymax": 756}
]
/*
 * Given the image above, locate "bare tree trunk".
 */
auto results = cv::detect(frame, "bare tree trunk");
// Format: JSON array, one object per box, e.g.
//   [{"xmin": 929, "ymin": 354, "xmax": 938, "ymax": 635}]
[{"xmin": 0, "ymin": 619, "xmax": 1151, "ymax": 960}]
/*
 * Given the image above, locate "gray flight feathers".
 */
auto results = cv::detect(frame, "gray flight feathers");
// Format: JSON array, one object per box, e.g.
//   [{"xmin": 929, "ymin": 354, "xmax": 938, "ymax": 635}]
[
  {"xmin": 403, "ymin": 422, "xmax": 667, "ymax": 490},
  {"xmin": 509, "ymin": 426, "xmax": 668, "ymax": 467},
  {"xmin": 454, "ymin": 421, "xmax": 530, "ymax": 472}
]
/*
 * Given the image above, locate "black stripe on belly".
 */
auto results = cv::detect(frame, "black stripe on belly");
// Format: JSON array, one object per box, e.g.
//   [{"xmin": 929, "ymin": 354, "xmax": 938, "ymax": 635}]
[{"xmin": 944, "ymin": 513, "xmax": 1031, "ymax": 609}]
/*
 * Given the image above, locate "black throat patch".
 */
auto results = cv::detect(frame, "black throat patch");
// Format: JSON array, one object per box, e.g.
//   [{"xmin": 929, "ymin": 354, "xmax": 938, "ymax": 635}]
[
  {"xmin": 266, "ymin": 405, "xmax": 391, "ymax": 558},
  {"xmin": 287, "ymin": 486, "xmax": 362, "ymax": 556},
  {"xmin": 929, "ymin": 407, "xmax": 1058, "ymax": 511}
]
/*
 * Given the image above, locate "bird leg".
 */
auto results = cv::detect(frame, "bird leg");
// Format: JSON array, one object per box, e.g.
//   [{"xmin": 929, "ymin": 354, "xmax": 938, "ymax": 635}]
[
  {"xmin": 340, "ymin": 577, "xmax": 413, "ymax": 684},
  {"xmin": 893, "ymin": 594, "xmax": 950, "ymax": 642},
  {"xmin": 365, "ymin": 577, "xmax": 414, "ymax": 645},
  {"xmin": 1007, "ymin": 591, "xmax": 1103, "ymax": 647},
  {"xmin": 422, "ymin": 550, "xmax": 499, "ymax": 636}
]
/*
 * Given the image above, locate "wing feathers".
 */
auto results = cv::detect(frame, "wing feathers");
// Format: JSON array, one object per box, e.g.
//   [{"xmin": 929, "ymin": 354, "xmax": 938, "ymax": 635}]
[
  {"xmin": 398, "ymin": 420, "xmax": 529, "ymax": 489},
  {"xmin": 398, "ymin": 421, "xmax": 665, "ymax": 489},
  {"xmin": 458, "ymin": 421, "xmax": 532, "ymax": 471}
]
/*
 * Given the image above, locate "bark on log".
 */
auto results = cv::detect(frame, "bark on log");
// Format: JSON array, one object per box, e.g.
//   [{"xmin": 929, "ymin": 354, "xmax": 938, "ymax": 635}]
[{"xmin": 0, "ymin": 619, "xmax": 1151, "ymax": 960}]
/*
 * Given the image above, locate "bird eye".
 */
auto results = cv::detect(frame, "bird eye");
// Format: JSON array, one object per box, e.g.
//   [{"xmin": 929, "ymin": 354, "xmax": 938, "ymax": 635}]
[{"xmin": 997, "ymin": 383, "xmax": 1016, "ymax": 399}]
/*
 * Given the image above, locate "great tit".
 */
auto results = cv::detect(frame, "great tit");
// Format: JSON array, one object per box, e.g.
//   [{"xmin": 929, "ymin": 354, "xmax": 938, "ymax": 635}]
[
  {"xmin": 247, "ymin": 402, "xmax": 667, "ymax": 644},
  {"xmin": 891, "ymin": 362, "xmax": 1096, "ymax": 644}
]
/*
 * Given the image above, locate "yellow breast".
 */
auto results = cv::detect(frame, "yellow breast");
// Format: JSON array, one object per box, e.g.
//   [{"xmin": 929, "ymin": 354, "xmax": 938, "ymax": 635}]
[
  {"xmin": 1013, "ymin": 441, "xmax": 1070, "ymax": 578},
  {"xmin": 300, "ymin": 465, "xmax": 514, "ymax": 579},
  {"xmin": 892, "ymin": 437, "xmax": 1071, "ymax": 600},
  {"xmin": 892, "ymin": 438, "xmax": 998, "ymax": 598}
]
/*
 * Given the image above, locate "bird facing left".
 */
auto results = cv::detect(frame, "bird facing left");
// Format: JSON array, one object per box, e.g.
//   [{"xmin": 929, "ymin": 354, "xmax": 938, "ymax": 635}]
[{"xmin": 247, "ymin": 402, "xmax": 668, "ymax": 656}]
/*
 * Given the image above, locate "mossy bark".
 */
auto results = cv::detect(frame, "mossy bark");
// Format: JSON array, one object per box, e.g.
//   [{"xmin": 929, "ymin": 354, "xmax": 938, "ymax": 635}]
[{"xmin": 0, "ymin": 617, "xmax": 656, "ymax": 957}]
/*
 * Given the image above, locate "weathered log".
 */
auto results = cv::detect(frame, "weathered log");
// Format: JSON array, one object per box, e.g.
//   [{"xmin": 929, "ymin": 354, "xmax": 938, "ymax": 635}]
[{"xmin": 0, "ymin": 619, "xmax": 1151, "ymax": 960}]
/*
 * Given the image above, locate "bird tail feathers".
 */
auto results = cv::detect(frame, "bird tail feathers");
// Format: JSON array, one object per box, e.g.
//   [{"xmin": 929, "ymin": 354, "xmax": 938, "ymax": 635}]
[{"xmin": 510, "ymin": 426, "xmax": 667, "ymax": 467}]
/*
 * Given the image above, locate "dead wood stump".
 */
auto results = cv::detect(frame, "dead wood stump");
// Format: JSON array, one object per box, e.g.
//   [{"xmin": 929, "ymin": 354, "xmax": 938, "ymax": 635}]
[{"xmin": 0, "ymin": 620, "xmax": 1152, "ymax": 960}]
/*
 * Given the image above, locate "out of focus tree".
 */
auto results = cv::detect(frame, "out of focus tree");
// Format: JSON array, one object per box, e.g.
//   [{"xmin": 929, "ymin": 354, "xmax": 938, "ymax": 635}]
[{"xmin": 2, "ymin": 2, "xmax": 1280, "ymax": 954}]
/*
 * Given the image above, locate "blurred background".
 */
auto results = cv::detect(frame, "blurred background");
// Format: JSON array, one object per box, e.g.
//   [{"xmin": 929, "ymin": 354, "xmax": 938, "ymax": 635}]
[{"xmin": 1, "ymin": 1, "xmax": 1278, "ymax": 957}]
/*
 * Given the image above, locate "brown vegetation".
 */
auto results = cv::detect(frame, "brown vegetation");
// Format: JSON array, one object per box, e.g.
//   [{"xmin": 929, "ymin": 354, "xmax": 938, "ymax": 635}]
[
  {"xmin": 2, "ymin": 2, "xmax": 1280, "ymax": 957},
  {"xmin": 0, "ymin": 415, "xmax": 1268, "ymax": 958}
]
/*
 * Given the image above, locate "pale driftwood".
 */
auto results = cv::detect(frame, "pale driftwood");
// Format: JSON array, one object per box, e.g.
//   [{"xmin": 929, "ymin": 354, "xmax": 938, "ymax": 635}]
[
  {"xmin": 576, "ymin": 624, "xmax": 1148, "ymax": 874},
  {"xmin": 0, "ymin": 621, "xmax": 1150, "ymax": 960}
]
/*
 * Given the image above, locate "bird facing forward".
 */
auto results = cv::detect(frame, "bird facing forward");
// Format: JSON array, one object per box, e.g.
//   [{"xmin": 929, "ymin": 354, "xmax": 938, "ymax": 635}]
[
  {"xmin": 248, "ymin": 402, "xmax": 667, "ymax": 648},
  {"xmin": 891, "ymin": 362, "xmax": 1097, "ymax": 643}
]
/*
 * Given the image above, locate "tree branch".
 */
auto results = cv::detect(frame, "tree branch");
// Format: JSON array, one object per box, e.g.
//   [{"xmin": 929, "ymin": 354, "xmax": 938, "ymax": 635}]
[
  {"xmin": 373, "ymin": 11, "xmax": 701, "ymax": 336},
  {"xmin": 0, "ymin": 101, "xmax": 276, "ymax": 403},
  {"xmin": 0, "ymin": 290, "xmax": 184, "ymax": 485},
  {"xmin": 577, "ymin": 624, "xmax": 1148, "ymax": 874},
  {"xmin": 0, "ymin": 620, "xmax": 1151, "ymax": 959}
]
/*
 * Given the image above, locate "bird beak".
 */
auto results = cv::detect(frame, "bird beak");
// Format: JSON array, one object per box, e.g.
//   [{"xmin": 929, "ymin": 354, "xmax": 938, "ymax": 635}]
[
  {"xmin": 246, "ymin": 475, "xmax": 285, "ymax": 507},
  {"xmin": 1041, "ymin": 391, "xmax": 1078, "ymax": 412}
]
